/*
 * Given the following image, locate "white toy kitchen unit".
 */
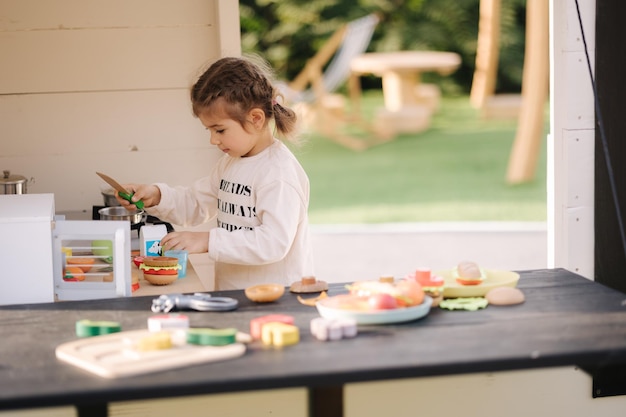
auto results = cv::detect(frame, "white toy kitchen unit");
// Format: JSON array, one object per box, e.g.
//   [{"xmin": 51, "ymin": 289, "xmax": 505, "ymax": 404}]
[{"xmin": 0, "ymin": 193, "xmax": 131, "ymax": 306}]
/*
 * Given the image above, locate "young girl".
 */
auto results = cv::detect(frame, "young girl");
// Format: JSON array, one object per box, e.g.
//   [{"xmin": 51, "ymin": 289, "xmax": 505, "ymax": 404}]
[{"xmin": 118, "ymin": 56, "xmax": 314, "ymax": 290}]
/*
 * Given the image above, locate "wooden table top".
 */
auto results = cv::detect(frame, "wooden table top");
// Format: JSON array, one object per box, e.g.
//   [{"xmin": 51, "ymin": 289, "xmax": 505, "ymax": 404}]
[
  {"xmin": 350, "ymin": 51, "xmax": 461, "ymax": 75},
  {"xmin": 1, "ymin": 268, "xmax": 626, "ymax": 411}
]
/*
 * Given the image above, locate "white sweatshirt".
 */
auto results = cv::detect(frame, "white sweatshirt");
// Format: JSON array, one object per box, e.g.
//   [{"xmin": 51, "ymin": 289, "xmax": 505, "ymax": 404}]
[{"xmin": 148, "ymin": 139, "xmax": 315, "ymax": 290}]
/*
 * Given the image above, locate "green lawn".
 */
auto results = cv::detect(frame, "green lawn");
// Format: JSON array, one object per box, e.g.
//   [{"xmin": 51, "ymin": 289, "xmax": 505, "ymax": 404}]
[{"xmin": 290, "ymin": 93, "xmax": 548, "ymax": 224}]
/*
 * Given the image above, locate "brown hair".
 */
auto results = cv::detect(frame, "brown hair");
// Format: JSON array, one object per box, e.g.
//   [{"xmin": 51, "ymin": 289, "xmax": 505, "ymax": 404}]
[{"xmin": 191, "ymin": 56, "xmax": 299, "ymax": 141}]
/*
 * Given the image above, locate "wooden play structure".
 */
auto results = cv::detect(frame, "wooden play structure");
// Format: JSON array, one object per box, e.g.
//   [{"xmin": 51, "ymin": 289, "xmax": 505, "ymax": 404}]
[{"xmin": 470, "ymin": 0, "xmax": 549, "ymax": 183}]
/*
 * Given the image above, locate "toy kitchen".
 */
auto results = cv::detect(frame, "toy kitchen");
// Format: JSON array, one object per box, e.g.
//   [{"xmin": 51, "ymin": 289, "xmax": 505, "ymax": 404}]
[{"xmin": 0, "ymin": 193, "xmax": 173, "ymax": 306}]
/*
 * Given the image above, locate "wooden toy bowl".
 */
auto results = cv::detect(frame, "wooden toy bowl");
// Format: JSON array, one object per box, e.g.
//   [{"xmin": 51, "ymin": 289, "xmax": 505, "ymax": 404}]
[{"xmin": 245, "ymin": 284, "xmax": 285, "ymax": 303}]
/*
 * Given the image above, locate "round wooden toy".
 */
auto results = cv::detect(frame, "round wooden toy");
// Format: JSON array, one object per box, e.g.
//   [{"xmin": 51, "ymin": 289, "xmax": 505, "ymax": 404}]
[{"xmin": 289, "ymin": 276, "xmax": 328, "ymax": 293}]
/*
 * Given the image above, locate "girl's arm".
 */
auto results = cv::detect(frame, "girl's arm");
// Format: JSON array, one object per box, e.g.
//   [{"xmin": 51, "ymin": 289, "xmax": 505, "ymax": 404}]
[{"xmin": 148, "ymin": 174, "xmax": 219, "ymax": 227}]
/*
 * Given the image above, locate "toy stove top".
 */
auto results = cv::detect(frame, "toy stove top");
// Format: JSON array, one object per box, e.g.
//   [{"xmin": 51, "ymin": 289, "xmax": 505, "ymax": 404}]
[
  {"xmin": 91, "ymin": 206, "xmax": 174, "ymax": 232},
  {"xmin": 55, "ymin": 207, "xmax": 175, "ymax": 252},
  {"xmin": 91, "ymin": 206, "xmax": 174, "ymax": 251}
]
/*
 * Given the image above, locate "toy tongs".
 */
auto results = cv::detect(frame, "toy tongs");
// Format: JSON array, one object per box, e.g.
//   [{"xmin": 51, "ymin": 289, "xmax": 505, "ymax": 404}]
[{"xmin": 151, "ymin": 293, "xmax": 239, "ymax": 313}]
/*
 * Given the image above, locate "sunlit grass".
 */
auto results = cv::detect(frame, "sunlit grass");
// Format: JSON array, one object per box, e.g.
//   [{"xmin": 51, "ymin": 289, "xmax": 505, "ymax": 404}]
[{"xmin": 291, "ymin": 92, "xmax": 548, "ymax": 224}]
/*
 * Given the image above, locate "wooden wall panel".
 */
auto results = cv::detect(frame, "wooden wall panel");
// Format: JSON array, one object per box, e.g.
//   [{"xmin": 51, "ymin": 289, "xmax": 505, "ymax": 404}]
[
  {"xmin": 0, "ymin": 90, "xmax": 220, "ymax": 211},
  {"xmin": 0, "ymin": 0, "xmax": 239, "ymax": 212},
  {"xmin": 0, "ymin": 27, "xmax": 219, "ymax": 93},
  {"xmin": 0, "ymin": 146, "xmax": 219, "ymax": 212},
  {"xmin": 548, "ymin": 0, "xmax": 596, "ymax": 277},
  {"xmin": 1, "ymin": 90, "xmax": 208, "ymax": 155},
  {"xmin": 0, "ymin": 0, "xmax": 215, "ymax": 29}
]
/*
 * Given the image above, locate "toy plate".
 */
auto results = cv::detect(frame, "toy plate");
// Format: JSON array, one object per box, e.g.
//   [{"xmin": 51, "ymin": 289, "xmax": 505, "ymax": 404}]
[
  {"xmin": 316, "ymin": 296, "xmax": 432, "ymax": 325},
  {"xmin": 436, "ymin": 269, "xmax": 520, "ymax": 298}
]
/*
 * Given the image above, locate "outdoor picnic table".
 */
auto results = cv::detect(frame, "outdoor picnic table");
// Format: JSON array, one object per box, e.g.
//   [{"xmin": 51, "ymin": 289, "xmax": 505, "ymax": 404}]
[
  {"xmin": 349, "ymin": 51, "xmax": 461, "ymax": 135},
  {"xmin": 1, "ymin": 268, "xmax": 625, "ymax": 417}
]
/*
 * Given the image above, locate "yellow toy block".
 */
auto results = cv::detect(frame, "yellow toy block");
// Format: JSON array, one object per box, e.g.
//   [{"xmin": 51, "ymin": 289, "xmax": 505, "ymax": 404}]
[
  {"xmin": 261, "ymin": 322, "xmax": 299, "ymax": 347},
  {"xmin": 135, "ymin": 331, "xmax": 173, "ymax": 351}
]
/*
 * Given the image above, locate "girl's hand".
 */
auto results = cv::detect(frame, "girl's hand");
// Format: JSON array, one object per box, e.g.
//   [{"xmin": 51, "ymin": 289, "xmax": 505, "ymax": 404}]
[
  {"xmin": 115, "ymin": 184, "xmax": 161, "ymax": 209},
  {"xmin": 161, "ymin": 231, "xmax": 209, "ymax": 254}
]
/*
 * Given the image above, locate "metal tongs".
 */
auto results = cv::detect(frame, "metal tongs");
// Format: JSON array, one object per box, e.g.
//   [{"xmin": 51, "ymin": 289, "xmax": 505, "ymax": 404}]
[{"xmin": 151, "ymin": 293, "xmax": 239, "ymax": 313}]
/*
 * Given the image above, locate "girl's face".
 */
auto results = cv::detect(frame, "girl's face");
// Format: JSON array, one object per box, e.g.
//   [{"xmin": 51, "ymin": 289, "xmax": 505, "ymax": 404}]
[{"xmin": 198, "ymin": 105, "xmax": 272, "ymax": 158}]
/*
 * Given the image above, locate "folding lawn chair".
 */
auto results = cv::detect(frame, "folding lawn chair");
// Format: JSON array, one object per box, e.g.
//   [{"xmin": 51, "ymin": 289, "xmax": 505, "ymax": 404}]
[{"xmin": 278, "ymin": 13, "xmax": 388, "ymax": 150}]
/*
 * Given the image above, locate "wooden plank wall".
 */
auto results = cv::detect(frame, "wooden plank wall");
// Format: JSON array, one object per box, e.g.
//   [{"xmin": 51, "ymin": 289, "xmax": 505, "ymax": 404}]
[
  {"xmin": 548, "ymin": 0, "xmax": 595, "ymax": 278},
  {"xmin": 0, "ymin": 0, "xmax": 240, "ymax": 212}
]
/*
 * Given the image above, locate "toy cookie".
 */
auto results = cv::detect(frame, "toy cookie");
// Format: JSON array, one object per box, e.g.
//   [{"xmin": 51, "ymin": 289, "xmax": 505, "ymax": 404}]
[{"xmin": 290, "ymin": 276, "xmax": 328, "ymax": 293}]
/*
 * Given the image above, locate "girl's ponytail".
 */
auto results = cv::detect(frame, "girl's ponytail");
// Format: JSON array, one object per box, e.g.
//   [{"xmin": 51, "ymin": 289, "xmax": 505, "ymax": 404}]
[{"xmin": 272, "ymin": 97, "xmax": 299, "ymax": 142}]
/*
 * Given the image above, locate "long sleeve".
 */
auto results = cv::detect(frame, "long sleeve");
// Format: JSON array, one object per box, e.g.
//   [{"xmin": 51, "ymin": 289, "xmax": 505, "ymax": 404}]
[{"xmin": 147, "ymin": 169, "xmax": 220, "ymax": 227}]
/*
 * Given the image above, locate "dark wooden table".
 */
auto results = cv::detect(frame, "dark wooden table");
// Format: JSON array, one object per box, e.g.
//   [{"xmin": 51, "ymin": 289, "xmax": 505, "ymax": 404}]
[{"xmin": 1, "ymin": 268, "xmax": 626, "ymax": 417}]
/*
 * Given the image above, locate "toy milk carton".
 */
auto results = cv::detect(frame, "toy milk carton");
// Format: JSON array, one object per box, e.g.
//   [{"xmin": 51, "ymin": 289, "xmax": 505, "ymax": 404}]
[{"xmin": 140, "ymin": 224, "xmax": 167, "ymax": 257}]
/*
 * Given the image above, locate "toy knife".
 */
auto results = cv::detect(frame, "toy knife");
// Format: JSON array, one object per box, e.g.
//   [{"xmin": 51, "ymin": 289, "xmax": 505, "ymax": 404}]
[{"xmin": 96, "ymin": 172, "xmax": 144, "ymax": 209}]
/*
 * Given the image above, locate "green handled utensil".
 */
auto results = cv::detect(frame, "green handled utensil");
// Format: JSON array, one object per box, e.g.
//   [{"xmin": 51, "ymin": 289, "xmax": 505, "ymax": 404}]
[{"xmin": 96, "ymin": 172, "xmax": 145, "ymax": 209}]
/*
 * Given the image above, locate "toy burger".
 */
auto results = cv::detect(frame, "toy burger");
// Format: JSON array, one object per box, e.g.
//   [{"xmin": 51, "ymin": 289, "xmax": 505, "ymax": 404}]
[
  {"xmin": 407, "ymin": 268, "xmax": 445, "ymax": 306},
  {"xmin": 139, "ymin": 256, "xmax": 181, "ymax": 285}
]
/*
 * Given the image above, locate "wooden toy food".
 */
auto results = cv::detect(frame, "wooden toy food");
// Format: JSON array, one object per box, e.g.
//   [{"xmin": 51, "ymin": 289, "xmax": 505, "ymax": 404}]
[
  {"xmin": 378, "ymin": 275, "xmax": 395, "ymax": 283},
  {"xmin": 66, "ymin": 256, "xmax": 95, "ymax": 273},
  {"xmin": 347, "ymin": 279, "xmax": 425, "ymax": 309},
  {"xmin": 310, "ymin": 317, "xmax": 357, "ymax": 341},
  {"xmin": 63, "ymin": 266, "xmax": 85, "ymax": 282},
  {"xmin": 297, "ymin": 291, "xmax": 328, "ymax": 306},
  {"xmin": 249, "ymin": 314, "xmax": 295, "ymax": 340},
  {"xmin": 290, "ymin": 276, "xmax": 328, "ymax": 293},
  {"xmin": 75, "ymin": 319, "xmax": 122, "ymax": 338},
  {"xmin": 245, "ymin": 283, "xmax": 285, "ymax": 303},
  {"xmin": 140, "ymin": 256, "xmax": 181, "ymax": 285},
  {"xmin": 135, "ymin": 332, "xmax": 173, "ymax": 352},
  {"xmin": 439, "ymin": 297, "xmax": 489, "ymax": 311},
  {"xmin": 453, "ymin": 261, "xmax": 486, "ymax": 285},
  {"xmin": 407, "ymin": 268, "xmax": 445, "ymax": 306},
  {"xmin": 147, "ymin": 314, "xmax": 190, "ymax": 332},
  {"xmin": 261, "ymin": 322, "xmax": 299, "ymax": 347},
  {"xmin": 485, "ymin": 287, "xmax": 525, "ymax": 305},
  {"xmin": 315, "ymin": 279, "xmax": 425, "ymax": 314},
  {"xmin": 187, "ymin": 328, "xmax": 238, "ymax": 346}
]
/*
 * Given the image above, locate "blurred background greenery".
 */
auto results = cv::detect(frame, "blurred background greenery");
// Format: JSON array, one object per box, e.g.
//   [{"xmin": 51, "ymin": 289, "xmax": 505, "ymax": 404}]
[
  {"xmin": 238, "ymin": 0, "xmax": 546, "ymax": 225},
  {"xmin": 292, "ymin": 93, "xmax": 547, "ymax": 224},
  {"xmin": 240, "ymin": 0, "xmax": 527, "ymax": 95}
]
